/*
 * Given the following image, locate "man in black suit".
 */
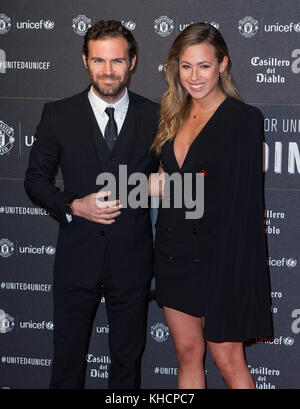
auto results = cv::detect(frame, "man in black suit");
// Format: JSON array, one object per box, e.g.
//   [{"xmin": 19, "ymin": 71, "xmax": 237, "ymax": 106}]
[{"xmin": 24, "ymin": 20, "xmax": 159, "ymax": 389}]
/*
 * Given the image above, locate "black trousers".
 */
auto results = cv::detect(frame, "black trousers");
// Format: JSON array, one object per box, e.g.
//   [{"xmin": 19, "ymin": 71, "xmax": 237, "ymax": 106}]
[{"xmin": 49, "ymin": 244, "xmax": 150, "ymax": 389}]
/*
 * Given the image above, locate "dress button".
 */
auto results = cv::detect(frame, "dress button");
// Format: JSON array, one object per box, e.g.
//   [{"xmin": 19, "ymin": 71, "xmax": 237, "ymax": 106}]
[
  {"xmin": 193, "ymin": 227, "xmax": 198, "ymax": 234},
  {"xmin": 194, "ymin": 258, "xmax": 199, "ymax": 263},
  {"xmin": 167, "ymin": 227, "xmax": 172, "ymax": 232},
  {"xmin": 169, "ymin": 256, "xmax": 174, "ymax": 262},
  {"xmin": 99, "ymin": 231, "xmax": 106, "ymax": 236}
]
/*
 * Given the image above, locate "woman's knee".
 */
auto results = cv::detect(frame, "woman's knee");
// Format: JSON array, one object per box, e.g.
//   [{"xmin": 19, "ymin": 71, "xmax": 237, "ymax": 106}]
[
  {"xmin": 175, "ymin": 340, "xmax": 205, "ymax": 367},
  {"xmin": 163, "ymin": 308, "xmax": 205, "ymax": 368},
  {"xmin": 208, "ymin": 342, "xmax": 245, "ymax": 377}
]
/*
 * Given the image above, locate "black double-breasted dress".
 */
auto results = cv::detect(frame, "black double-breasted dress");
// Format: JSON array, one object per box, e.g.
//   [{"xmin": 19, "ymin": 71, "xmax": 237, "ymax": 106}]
[{"xmin": 154, "ymin": 96, "xmax": 273, "ymax": 342}]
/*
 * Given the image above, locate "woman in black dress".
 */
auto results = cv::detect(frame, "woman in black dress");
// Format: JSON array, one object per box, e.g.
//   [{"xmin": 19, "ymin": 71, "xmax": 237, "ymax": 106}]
[{"xmin": 150, "ymin": 23, "xmax": 273, "ymax": 389}]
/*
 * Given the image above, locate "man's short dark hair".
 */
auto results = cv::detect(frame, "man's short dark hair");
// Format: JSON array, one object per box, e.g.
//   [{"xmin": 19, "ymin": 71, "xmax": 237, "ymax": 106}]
[{"xmin": 82, "ymin": 20, "xmax": 137, "ymax": 61}]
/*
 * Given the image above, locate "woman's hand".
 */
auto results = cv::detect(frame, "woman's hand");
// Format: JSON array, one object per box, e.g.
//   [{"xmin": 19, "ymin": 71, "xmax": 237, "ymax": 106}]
[{"xmin": 148, "ymin": 166, "xmax": 165, "ymax": 196}]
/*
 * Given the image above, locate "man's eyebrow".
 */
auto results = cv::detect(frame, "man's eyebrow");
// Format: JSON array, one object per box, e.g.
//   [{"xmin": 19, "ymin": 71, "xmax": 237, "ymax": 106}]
[{"xmin": 90, "ymin": 57, "xmax": 127, "ymax": 60}]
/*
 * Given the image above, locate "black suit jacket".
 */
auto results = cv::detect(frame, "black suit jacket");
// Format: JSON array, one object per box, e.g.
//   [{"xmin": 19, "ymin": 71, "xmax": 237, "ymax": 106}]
[{"xmin": 25, "ymin": 87, "xmax": 159, "ymax": 288}]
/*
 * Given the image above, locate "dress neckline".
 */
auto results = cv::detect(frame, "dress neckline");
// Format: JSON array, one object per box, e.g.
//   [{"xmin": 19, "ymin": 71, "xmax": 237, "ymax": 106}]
[{"xmin": 173, "ymin": 96, "xmax": 229, "ymax": 170}]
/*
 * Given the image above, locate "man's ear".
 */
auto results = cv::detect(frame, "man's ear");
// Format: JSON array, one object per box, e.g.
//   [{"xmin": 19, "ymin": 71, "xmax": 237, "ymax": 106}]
[
  {"xmin": 82, "ymin": 54, "xmax": 88, "ymax": 69},
  {"xmin": 129, "ymin": 55, "xmax": 137, "ymax": 71}
]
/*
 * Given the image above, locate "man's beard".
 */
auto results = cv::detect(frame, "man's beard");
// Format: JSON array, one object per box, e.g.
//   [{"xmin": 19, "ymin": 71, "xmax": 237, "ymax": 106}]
[{"xmin": 87, "ymin": 67, "xmax": 130, "ymax": 102}]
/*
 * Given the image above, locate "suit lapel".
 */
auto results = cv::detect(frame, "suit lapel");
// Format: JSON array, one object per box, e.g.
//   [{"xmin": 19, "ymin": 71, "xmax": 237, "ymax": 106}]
[
  {"xmin": 112, "ymin": 93, "xmax": 137, "ymax": 164},
  {"xmin": 79, "ymin": 89, "xmax": 111, "ymax": 169}
]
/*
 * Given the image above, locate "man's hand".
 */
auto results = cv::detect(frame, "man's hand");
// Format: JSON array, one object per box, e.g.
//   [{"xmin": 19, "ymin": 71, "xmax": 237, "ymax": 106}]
[{"xmin": 72, "ymin": 191, "xmax": 122, "ymax": 224}]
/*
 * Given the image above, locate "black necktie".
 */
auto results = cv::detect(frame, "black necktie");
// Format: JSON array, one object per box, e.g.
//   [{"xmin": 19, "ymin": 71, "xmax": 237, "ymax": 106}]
[{"xmin": 104, "ymin": 107, "xmax": 118, "ymax": 151}]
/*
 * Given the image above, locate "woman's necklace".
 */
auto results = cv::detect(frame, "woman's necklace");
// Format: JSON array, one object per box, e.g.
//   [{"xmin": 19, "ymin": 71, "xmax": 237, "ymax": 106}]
[
  {"xmin": 191, "ymin": 96, "xmax": 226, "ymax": 120},
  {"xmin": 192, "ymin": 106, "xmax": 216, "ymax": 120}
]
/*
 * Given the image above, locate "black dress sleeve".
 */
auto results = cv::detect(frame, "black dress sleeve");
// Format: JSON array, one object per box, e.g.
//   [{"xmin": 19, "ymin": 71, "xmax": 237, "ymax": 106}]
[{"xmin": 204, "ymin": 105, "xmax": 273, "ymax": 342}]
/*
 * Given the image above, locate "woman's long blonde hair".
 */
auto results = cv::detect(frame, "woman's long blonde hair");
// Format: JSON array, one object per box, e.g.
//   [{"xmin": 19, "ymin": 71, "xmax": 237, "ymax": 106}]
[{"xmin": 153, "ymin": 23, "xmax": 242, "ymax": 155}]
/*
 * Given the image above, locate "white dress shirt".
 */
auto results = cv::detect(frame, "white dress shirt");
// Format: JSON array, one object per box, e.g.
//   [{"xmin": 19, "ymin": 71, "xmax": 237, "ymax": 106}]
[
  {"xmin": 66, "ymin": 86, "xmax": 129, "ymax": 222},
  {"xmin": 88, "ymin": 85, "xmax": 129, "ymax": 136}
]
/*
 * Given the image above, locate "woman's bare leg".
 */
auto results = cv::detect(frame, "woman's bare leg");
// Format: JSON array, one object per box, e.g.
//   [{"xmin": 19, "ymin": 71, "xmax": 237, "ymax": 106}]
[
  {"xmin": 163, "ymin": 307, "xmax": 206, "ymax": 389},
  {"xmin": 207, "ymin": 341, "xmax": 255, "ymax": 389}
]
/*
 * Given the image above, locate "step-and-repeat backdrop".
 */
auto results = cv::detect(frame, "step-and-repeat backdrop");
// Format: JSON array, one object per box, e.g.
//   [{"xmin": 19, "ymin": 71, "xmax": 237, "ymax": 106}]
[{"xmin": 0, "ymin": 0, "xmax": 299, "ymax": 389}]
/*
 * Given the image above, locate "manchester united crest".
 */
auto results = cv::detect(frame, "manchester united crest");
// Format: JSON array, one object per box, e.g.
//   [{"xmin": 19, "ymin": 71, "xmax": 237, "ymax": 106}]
[
  {"xmin": 0, "ymin": 14, "xmax": 11, "ymax": 35},
  {"xmin": 238, "ymin": 16, "xmax": 259, "ymax": 38},
  {"xmin": 0, "ymin": 121, "xmax": 15, "ymax": 155},
  {"xmin": 154, "ymin": 16, "xmax": 174, "ymax": 37},
  {"xmin": 72, "ymin": 15, "xmax": 92, "ymax": 36}
]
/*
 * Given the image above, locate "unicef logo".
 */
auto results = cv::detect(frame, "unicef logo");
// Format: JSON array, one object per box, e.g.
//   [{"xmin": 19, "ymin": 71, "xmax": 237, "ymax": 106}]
[
  {"xmin": 294, "ymin": 23, "xmax": 300, "ymax": 33},
  {"xmin": 0, "ymin": 121, "xmax": 15, "ymax": 155},
  {"xmin": 122, "ymin": 20, "xmax": 136, "ymax": 31},
  {"xmin": 72, "ymin": 15, "xmax": 92, "ymax": 36},
  {"xmin": 286, "ymin": 258, "xmax": 297, "ymax": 268},
  {"xmin": 45, "ymin": 321, "xmax": 54, "ymax": 330},
  {"xmin": 43, "ymin": 20, "xmax": 54, "ymax": 30},
  {"xmin": 283, "ymin": 337, "xmax": 294, "ymax": 346},
  {"xmin": 0, "ymin": 310, "xmax": 15, "ymax": 334},
  {"xmin": 154, "ymin": 16, "xmax": 174, "ymax": 37},
  {"xmin": 45, "ymin": 246, "xmax": 55, "ymax": 255},
  {"xmin": 0, "ymin": 14, "xmax": 11, "ymax": 35},
  {"xmin": 238, "ymin": 16, "xmax": 259, "ymax": 38},
  {"xmin": 151, "ymin": 323, "xmax": 169, "ymax": 343},
  {"xmin": 0, "ymin": 238, "xmax": 14, "ymax": 258}
]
